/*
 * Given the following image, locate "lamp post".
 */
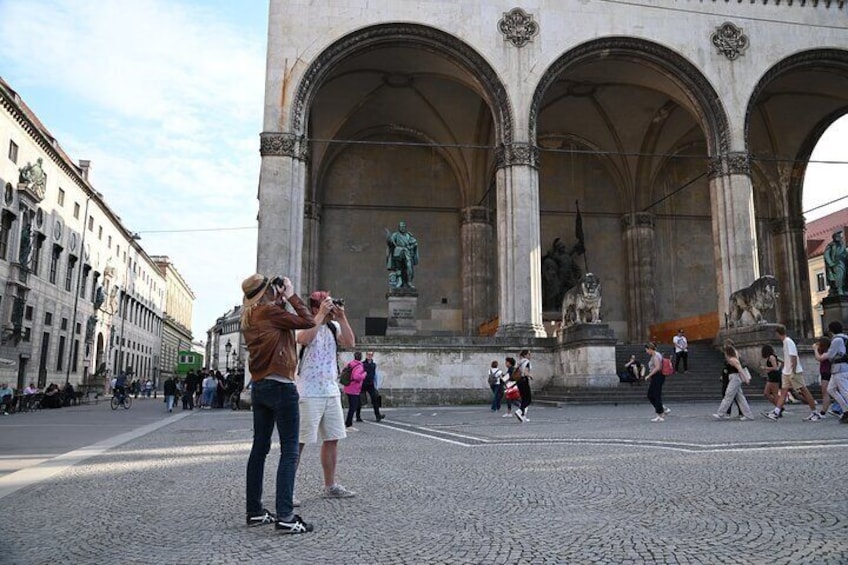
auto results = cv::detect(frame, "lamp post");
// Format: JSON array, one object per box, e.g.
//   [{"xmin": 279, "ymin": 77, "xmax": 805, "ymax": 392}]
[
  {"xmin": 225, "ymin": 338, "xmax": 231, "ymax": 371},
  {"xmin": 231, "ymin": 350, "xmax": 238, "ymax": 371}
]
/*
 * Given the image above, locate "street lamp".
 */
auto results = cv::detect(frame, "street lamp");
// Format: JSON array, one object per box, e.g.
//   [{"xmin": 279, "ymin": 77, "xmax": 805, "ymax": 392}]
[
  {"xmin": 225, "ymin": 338, "xmax": 231, "ymax": 371},
  {"xmin": 231, "ymin": 350, "xmax": 238, "ymax": 371}
]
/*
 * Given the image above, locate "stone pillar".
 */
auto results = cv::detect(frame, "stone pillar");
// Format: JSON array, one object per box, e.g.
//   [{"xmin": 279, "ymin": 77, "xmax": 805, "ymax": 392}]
[
  {"xmin": 621, "ymin": 212, "xmax": 655, "ymax": 342},
  {"xmin": 257, "ymin": 133, "xmax": 309, "ymax": 292},
  {"xmin": 494, "ymin": 143, "xmax": 546, "ymax": 338},
  {"xmin": 302, "ymin": 200, "xmax": 322, "ymax": 294},
  {"xmin": 460, "ymin": 206, "xmax": 493, "ymax": 335},
  {"xmin": 708, "ymin": 153, "xmax": 760, "ymax": 324},
  {"xmin": 770, "ymin": 216, "xmax": 812, "ymax": 336}
]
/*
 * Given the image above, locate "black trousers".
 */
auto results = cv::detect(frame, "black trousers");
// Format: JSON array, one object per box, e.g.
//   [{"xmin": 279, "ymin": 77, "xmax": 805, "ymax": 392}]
[
  {"xmin": 647, "ymin": 375, "xmax": 665, "ymax": 415},
  {"xmin": 358, "ymin": 382, "xmax": 382, "ymax": 420},
  {"xmin": 675, "ymin": 351, "xmax": 688, "ymax": 372},
  {"xmin": 345, "ymin": 393, "xmax": 361, "ymax": 427}
]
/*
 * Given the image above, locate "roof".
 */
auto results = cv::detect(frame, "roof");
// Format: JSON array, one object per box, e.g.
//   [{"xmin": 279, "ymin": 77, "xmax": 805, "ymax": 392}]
[{"xmin": 806, "ymin": 207, "xmax": 848, "ymax": 258}]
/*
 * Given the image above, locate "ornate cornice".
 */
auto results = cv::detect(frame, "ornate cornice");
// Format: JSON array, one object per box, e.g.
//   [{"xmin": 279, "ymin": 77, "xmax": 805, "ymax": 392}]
[
  {"xmin": 494, "ymin": 143, "xmax": 539, "ymax": 169},
  {"xmin": 770, "ymin": 216, "xmax": 805, "ymax": 235},
  {"xmin": 498, "ymin": 8, "xmax": 539, "ymax": 48},
  {"xmin": 621, "ymin": 212, "xmax": 655, "ymax": 229},
  {"xmin": 259, "ymin": 132, "xmax": 310, "ymax": 161},
  {"xmin": 461, "ymin": 206, "xmax": 492, "ymax": 225},
  {"xmin": 708, "ymin": 152, "xmax": 751, "ymax": 179},
  {"xmin": 711, "ymin": 22, "xmax": 749, "ymax": 61},
  {"xmin": 290, "ymin": 24, "xmax": 513, "ymax": 144}
]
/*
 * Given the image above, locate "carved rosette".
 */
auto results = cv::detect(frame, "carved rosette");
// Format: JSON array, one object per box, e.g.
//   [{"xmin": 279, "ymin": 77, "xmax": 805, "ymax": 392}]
[
  {"xmin": 259, "ymin": 132, "xmax": 309, "ymax": 161},
  {"xmin": 708, "ymin": 152, "xmax": 751, "ymax": 179},
  {"xmin": 461, "ymin": 206, "xmax": 492, "ymax": 225},
  {"xmin": 621, "ymin": 212, "xmax": 655, "ymax": 230},
  {"xmin": 711, "ymin": 22, "xmax": 749, "ymax": 61},
  {"xmin": 498, "ymin": 8, "xmax": 539, "ymax": 48},
  {"xmin": 494, "ymin": 143, "xmax": 539, "ymax": 169}
]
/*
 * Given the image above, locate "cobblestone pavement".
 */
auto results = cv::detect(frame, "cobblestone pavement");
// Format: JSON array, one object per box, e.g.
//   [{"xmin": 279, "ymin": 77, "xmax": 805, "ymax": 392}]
[{"xmin": 2, "ymin": 401, "xmax": 847, "ymax": 564}]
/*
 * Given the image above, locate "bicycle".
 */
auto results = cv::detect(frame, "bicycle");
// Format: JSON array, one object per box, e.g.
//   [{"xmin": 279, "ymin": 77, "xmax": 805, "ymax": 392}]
[{"xmin": 110, "ymin": 389, "xmax": 132, "ymax": 410}]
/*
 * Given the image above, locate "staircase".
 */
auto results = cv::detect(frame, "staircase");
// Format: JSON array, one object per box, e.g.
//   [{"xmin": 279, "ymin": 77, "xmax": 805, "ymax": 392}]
[{"xmin": 537, "ymin": 343, "xmax": 732, "ymax": 405}]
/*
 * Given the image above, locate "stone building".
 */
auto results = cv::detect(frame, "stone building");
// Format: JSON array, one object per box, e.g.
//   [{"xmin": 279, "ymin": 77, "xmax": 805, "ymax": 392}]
[
  {"xmin": 258, "ymin": 1, "xmax": 848, "ymax": 344},
  {"xmin": 0, "ymin": 78, "xmax": 165, "ymax": 390},
  {"xmin": 805, "ymin": 208, "xmax": 848, "ymax": 336},
  {"xmin": 206, "ymin": 306, "xmax": 242, "ymax": 374},
  {"xmin": 151, "ymin": 255, "xmax": 195, "ymax": 385}
]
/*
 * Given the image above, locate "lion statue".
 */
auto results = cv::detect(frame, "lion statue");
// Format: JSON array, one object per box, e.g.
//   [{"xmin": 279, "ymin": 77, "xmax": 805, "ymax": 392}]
[
  {"xmin": 727, "ymin": 275, "xmax": 779, "ymax": 328},
  {"xmin": 561, "ymin": 273, "xmax": 602, "ymax": 327}
]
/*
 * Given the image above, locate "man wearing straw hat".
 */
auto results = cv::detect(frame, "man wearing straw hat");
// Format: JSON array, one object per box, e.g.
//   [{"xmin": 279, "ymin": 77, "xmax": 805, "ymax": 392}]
[{"xmin": 241, "ymin": 274, "xmax": 316, "ymax": 534}]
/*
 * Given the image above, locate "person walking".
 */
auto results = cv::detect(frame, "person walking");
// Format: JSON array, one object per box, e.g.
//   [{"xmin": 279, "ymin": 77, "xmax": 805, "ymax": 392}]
[
  {"xmin": 815, "ymin": 336, "xmax": 833, "ymax": 418},
  {"xmin": 760, "ymin": 344, "xmax": 783, "ymax": 416},
  {"xmin": 712, "ymin": 344, "xmax": 755, "ymax": 420},
  {"xmin": 501, "ymin": 357, "xmax": 518, "ymax": 418},
  {"xmin": 673, "ymin": 329, "xmax": 689, "ymax": 373},
  {"xmin": 163, "ymin": 377, "xmax": 177, "ymax": 413},
  {"xmin": 514, "ymin": 350, "xmax": 533, "ymax": 422},
  {"xmin": 241, "ymin": 273, "xmax": 315, "ymax": 534},
  {"xmin": 296, "ymin": 291, "xmax": 357, "ymax": 499},
  {"xmin": 359, "ymin": 352, "xmax": 384, "ymax": 422},
  {"xmin": 202, "ymin": 373, "xmax": 217, "ymax": 409},
  {"xmin": 343, "ymin": 352, "xmax": 366, "ymax": 429},
  {"xmin": 644, "ymin": 342, "xmax": 668, "ymax": 422},
  {"xmin": 765, "ymin": 325, "xmax": 820, "ymax": 421},
  {"xmin": 488, "ymin": 361, "xmax": 504, "ymax": 413},
  {"xmin": 815, "ymin": 321, "xmax": 848, "ymax": 423}
]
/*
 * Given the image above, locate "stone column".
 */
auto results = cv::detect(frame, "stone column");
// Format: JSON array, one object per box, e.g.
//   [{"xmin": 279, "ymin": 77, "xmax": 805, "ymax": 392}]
[
  {"xmin": 257, "ymin": 133, "xmax": 309, "ymax": 292},
  {"xmin": 770, "ymin": 216, "xmax": 812, "ymax": 336},
  {"xmin": 708, "ymin": 152, "xmax": 760, "ymax": 323},
  {"xmin": 494, "ymin": 143, "xmax": 546, "ymax": 338},
  {"xmin": 621, "ymin": 212, "xmax": 655, "ymax": 342},
  {"xmin": 460, "ymin": 206, "xmax": 494, "ymax": 335},
  {"xmin": 302, "ymin": 200, "xmax": 322, "ymax": 294}
]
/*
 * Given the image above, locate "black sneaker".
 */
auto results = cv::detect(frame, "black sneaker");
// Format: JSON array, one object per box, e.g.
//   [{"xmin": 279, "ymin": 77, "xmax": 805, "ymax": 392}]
[
  {"xmin": 840, "ymin": 413, "xmax": 848, "ymax": 424},
  {"xmin": 275, "ymin": 515, "xmax": 314, "ymax": 534},
  {"xmin": 246, "ymin": 509, "xmax": 276, "ymax": 527}
]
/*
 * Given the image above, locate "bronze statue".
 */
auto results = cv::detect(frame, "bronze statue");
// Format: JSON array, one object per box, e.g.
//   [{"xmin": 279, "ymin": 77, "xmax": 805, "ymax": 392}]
[
  {"xmin": 824, "ymin": 230, "xmax": 847, "ymax": 296},
  {"xmin": 541, "ymin": 237, "xmax": 583, "ymax": 311},
  {"xmin": 385, "ymin": 221, "xmax": 419, "ymax": 289}
]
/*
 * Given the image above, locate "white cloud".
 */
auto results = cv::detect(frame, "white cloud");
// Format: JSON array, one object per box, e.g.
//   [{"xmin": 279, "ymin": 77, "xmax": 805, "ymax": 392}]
[
  {"xmin": 803, "ymin": 115, "xmax": 848, "ymax": 221},
  {"xmin": 0, "ymin": 0, "xmax": 266, "ymax": 337}
]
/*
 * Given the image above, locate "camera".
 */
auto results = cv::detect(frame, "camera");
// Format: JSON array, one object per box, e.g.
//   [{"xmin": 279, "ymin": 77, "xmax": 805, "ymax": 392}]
[
  {"xmin": 270, "ymin": 276, "xmax": 285, "ymax": 288},
  {"xmin": 332, "ymin": 298, "xmax": 345, "ymax": 307}
]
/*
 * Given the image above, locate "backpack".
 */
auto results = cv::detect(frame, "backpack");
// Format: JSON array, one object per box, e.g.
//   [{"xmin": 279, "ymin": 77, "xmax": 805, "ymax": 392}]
[
  {"xmin": 832, "ymin": 335, "xmax": 848, "ymax": 365},
  {"xmin": 661, "ymin": 357, "xmax": 674, "ymax": 376},
  {"xmin": 487, "ymin": 369, "xmax": 501, "ymax": 387},
  {"xmin": 339, "ymin": 363, "xmax": 353, "ymax": 386}
]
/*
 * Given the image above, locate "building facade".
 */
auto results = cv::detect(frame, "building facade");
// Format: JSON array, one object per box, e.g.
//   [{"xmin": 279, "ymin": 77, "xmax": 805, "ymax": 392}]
[
  {"xmin": 151, "ymin": 255, "xmax": 195, "ymax": 385},
  {"xmin": 806, "ymin": 208, "xmax": 848, "ymax": 336},
  {"xmin": 0, "ymin": 78, "xmax": 166, "ymax": 390},
  {"xmin": 258, "ymin": 0, "xmax": 848, "ymax": 342},
  {"xmin": 206, "ymin": 306, "xmax": 243, "ymax": 375}
]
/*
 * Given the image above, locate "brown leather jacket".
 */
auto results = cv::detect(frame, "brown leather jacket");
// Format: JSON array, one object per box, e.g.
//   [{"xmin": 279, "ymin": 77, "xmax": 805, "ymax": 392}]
[{"xmin": 242, "ymin": 294, "xmax": 315, "ymax": 382}]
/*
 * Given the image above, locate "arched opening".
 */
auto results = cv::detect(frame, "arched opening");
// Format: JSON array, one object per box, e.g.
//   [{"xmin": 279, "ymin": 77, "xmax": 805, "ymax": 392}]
[
  {"xmin": 294, "ymin": 25, "xmax": 512, "ymax": 335},
  {"xmin": 532, "ymin": 38, "xmax": 729, "ymax": 342},
  {"xmin": 747, "ymin": 49, "xmax": 848, "ymax": 337}
]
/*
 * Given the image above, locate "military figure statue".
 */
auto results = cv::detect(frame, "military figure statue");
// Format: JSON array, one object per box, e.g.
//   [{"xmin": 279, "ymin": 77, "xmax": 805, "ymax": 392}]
[
  {"xmin": 385, "ymin": 221, "xmax": 419, "ymax": 289},
  {"xmin": 824, "ymin": 230, "xmax": 848, "ymax": 296}
]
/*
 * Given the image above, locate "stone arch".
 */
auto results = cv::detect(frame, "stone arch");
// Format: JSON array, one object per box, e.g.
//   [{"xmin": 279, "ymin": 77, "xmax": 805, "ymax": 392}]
[
  {"xmin": 290, "ymin": 23, "xmax": 514, "ymax": 145},
  {"xmin": 529, "ymin": 36, "xmax": 730, "ymax": 156}
]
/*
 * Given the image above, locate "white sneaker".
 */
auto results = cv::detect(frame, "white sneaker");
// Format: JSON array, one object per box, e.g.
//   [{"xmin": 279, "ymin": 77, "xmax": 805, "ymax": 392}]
[
  {"xmin": 664, "ymin": 407, "xmax": 671, "ymax": 415},
  {"xmin": 739, "ymin": 416, "xmax": 755, "ymax": 421},
  {"xmin": 502, "ymin": 413, "xmax": 512, "ymax": 418},
  {"xmin": 712, "ymin": 413, "xmax": 727, "ymax": 420},
  {"xmin": 804, "ymin": 412, "xmax": 821, "ymax": 422},
  {"xmin": 651, "ymin": 416, "xmax": 665, "ymax": 422},
  {"xmin": 514, "ymin": 410, "xmax": 525, "ymax": 423}
]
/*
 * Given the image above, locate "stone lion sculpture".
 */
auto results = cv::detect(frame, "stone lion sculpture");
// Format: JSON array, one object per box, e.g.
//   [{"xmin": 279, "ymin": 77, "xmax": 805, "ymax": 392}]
[
  {"xmin": 561, "ymin": 273, "xmax": 602, "ymax": 327},
  {"xmin": 727, "ymin": 275, "xmax": 778, "ymax": 328}
]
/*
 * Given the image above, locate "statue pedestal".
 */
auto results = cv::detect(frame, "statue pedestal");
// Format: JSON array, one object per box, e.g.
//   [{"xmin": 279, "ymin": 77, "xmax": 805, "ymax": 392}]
[
  {"xmin": 553, "ymin": 323, "xmax": 618, "ymax": 388},
  {"xmin": 822, "ymin": 295, "xmax": 848, "ymax": 330},
  {"xmin": 717, "ymin": 323, "xmax": 780, "ymax": 370},
  {"xmin": 386, "ymin": 289, "xmax": 418, "ymax": 336}
]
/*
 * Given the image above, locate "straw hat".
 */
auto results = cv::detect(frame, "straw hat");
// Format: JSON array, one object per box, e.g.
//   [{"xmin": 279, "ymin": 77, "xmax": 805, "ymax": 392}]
[{"xmin": 242, "ymin": 274, "xmax": 271, "ymax": 308}]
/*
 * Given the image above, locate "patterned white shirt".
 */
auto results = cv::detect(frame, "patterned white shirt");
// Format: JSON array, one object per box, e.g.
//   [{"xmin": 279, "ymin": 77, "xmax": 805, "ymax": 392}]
[{"xmin": 297, "ymin": 322, "xmax": 341, "ymax": 398}]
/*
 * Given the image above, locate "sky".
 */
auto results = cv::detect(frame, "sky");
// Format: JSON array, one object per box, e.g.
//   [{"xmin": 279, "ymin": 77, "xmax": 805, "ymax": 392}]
[{"xmin": 0, "ymin": 0, "xmax": 844, "ymax": 340}]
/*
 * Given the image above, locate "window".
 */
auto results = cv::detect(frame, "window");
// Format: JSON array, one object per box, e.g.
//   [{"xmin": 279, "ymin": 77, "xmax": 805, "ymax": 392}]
[
  {"xmin": 65, "ymin": 255, "xmax": 77, "ymax": 291},
  {"xmin": 76, "ymin": 322, "xmax": 81, "ymax": 335},
  {"xmin": 0, "ymin": 211, "xmax": 13, "ymax": 261},
  {"xmin": 8, "ymin": 140, "xmax": 18, "ymax": 163},
  {"xmin": 23, "ymin": 327, "xmax": 30, "ymax": 342},
  {"xmin": 25, "ymin": 305, "xmax": 33, "ymax": 321},
  {"xmin": 107, "ymin": 235, "xmax": 112, "ymax": 249},
  {"xmin": 57, "ymin": 335, "xmax": 66, "ymax": 371},
  {"xmin": 45, "ymin": 312, "xmax": 53, "ymax": 326},
  {"xmin": 88, "ymin": 216, "xmax": 94, "ymax": 231},
  {"xmin": 80, "ymin": 265, "xmax": 90, "ymax": 298},
  {"xmin": 61, "ymin": 317, "xmax": 68, "ymax": 331},
  {"xmin": 58, "ymin": 188, "xmax": 65, "ymax": 206},
  {"xmin": 72, "ymin": 339, "xmax": 80, "ymax": 372},
  {"xmin": 816, "ymin": 272, "xmax": 826, "ymax": 293},
  {"xmin": 49, "ymin": 245, "xmax": 61, "ymax": 284},
  {"xmin": 73, "ymin": 202, "xmax": 80, "ymax": 219},
  {"xmin": 116, "ymin": 244, "xmax": 120, "ymax": 258},
  {"xmin": 31, "ymin": 234, "xmax": 43, "ymax": 276},
  {"xmin": 98, "ymin": 226, "xmax": 102, "ymax": 239},
  {"xmin": 91, "ymin": 272, "xmax": 100, "ymax": 302}
]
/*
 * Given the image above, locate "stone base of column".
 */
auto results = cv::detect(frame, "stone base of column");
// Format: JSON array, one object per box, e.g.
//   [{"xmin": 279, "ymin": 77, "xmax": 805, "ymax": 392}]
[
  {"xmin": 717, "ymin": 323, "xmax": 780, "ymax": 369},
  {"xmin": 386, "ymin": 289, "xmax": 418, "ymax": 336},
  {"xmin": 495, "ymin": 322, "xmax": 547, "ymax": 338},
  {"xmin": 552, "ymin": 323, "xmax": 618, "ymax": 388},
  {"xmin": 822, "ymin": 295, "xmax": 848, "ymax": 330}
]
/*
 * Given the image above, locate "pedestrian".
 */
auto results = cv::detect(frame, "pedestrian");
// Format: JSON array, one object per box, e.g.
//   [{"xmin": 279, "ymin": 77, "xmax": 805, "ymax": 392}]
[
  {"xmin": 144, "ymin": 378, "xmax": 153, "ymax": 398},
  {"xmin": 815, "ymin": 336, "xmax": 833, "ymax": 418},
  {"xmin": 163, "ymin": 376, "xmax": 177, "ymax": 413},
  {"xmin": 673, "ymin": 329, "xmax": 689, "ymax": 373},
  {"xmin": 241, "ymin": 273, "xmax": 315, "ymax": 534},
  {"xmin": 644, "ymin": 342, "xmax": 669, "ymax": 422},
  {"xmin": 359, "ymin": 352, "xmax": 385, "ymax": 422},
  {"xmin": 765, "ymin": 325, "xmax": 820, "ymax": 421},
  {"xmin": 501, "ymin": 357, "xmax": 517, "ymax": 418},
  {"xmin": 759, "ymin": 344, "xmax": 783, "ymax": 416},
  {"xmin": 488, "ymin": 360, "xmax": 504, "ymax": 412},
  {"xmin": 343, "ymin": 352, "xmax": 366, "ymax": 429},
  {"xmin": 712, "ymin": 344, "xmax": 754, "ymax": 420},
  {"xmin": 202, "ymin": 373, "xmax": 216, "ymax": 409},
  {"xmin": 814, "ymin": 321, "xmax": 848, "ymax": 423},
  {"xmin": 720, "ymin": 358, "xmax": 743, "ymax": 418},
  {"xmin": 182, "ymin": 371, "xmax": 196, "ymax": 410},
  {"xmin": 514, "ymin": 350, "xmax": 533, "ymax": 422},
  {"xmin": 296, "ymin": 291, "xmax": 357, "ymax": 499}
]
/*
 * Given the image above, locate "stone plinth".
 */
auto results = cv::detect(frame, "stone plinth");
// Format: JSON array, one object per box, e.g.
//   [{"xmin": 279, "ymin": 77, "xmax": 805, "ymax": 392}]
[
  {"xmin": 717, "ymin": 324, "xmax": 780, "ymax": 372},
  {"xmin": 822, "ymin": 296, "xmax": 848, "ymax": 330},
  {"xmin": 386, "ymin": 289, "xmax": 418, "ymax": 336},
  {"xmin": 553, "ymin": 323, "xmax": 618, "ymax": 388}
]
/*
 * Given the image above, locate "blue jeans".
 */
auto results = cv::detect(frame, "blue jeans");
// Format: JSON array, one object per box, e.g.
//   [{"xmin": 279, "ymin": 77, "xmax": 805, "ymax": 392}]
[
  {"xmin": 165, "ymin": 395, "xmax": 174, "ymax": 411},
  {"xmin": 246, "ymin": 379, "xmax": 300, "ymax": 519},
  {"xmin": 490, "ymin": 384, "xmax": 502, "ymax": 411}
]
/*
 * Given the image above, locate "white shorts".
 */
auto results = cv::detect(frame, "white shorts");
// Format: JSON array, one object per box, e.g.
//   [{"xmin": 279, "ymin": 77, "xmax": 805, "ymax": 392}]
[{"xmin": 299, "ymin": 396, "xmax": 347, "ymax": 444}]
